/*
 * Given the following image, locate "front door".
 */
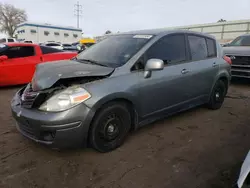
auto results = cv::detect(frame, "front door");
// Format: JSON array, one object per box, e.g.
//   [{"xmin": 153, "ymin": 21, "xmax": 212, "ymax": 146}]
[
  {"xmin": 0, "ymin": 46, "xmax": 39, "ymax": 85},
  {"xmin": 136, "ymin": 34, "xmax": 195, "ymax": 118}
]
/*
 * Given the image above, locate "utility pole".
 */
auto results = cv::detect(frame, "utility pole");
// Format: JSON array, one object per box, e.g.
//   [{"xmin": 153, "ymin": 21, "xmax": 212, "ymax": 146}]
[{"xmin": 74, "ymin": 1, "xmax": 82, "ymax": 28}]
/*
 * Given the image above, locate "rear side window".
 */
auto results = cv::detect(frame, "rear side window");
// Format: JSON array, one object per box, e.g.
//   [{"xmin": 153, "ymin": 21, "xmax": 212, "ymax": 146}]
[
  {"xmin": 8, "ymin": 39, "xmax": 14, "ymax": 42},
  {"xmin": 206, "ymin": 38, "xmax": 217, "ymax": 57},
  {"xmin": 40, "ymin": 46, "xmax": 63, "ymax": 54},
  {"xmin": 146, "ymin": 34, "xmax": 187, "ymax": 64},
  {"xmin": 2, "ymin": 46, "xmax": 35, "ymax": 59},
  {"xmin": 188, "ymin": 35, "xmax": 208, "ymax": 61},
  {"xmin": 45, "ymin": 43, "xmax": 60, "ymax": 47}
]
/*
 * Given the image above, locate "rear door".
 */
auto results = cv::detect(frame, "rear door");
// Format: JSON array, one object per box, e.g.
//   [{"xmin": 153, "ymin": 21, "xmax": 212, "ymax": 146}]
[
  {"xmin": 0, "ymin": 46, "xmax": 40, "ymax": 85},
  {"xmin": 186, "ymin": 34, "xmax": 219, "ymax": 99}
]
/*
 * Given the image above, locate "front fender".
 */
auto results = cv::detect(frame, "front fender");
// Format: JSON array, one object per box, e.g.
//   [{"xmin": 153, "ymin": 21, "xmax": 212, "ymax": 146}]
[{"xmin": 90, "ymin": 92, "xmax": 139, "ymax": 113}]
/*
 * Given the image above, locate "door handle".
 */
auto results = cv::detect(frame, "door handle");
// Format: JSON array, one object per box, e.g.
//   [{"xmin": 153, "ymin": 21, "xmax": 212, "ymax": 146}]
[
  {"xmin": 181, "ymin": 69, "xmax": 189, "ymax": 74},
  {"xmin": 40, "ymin": 57, "xmax": 43, "ymax": 62},
  {"xmin": 212, "ymin": 62, "xmax": 218, "ymax": 67}
]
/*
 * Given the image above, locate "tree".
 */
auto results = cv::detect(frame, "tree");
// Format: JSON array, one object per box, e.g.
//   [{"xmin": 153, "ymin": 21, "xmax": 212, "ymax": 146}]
[
  {"xmin": 105, "ymin": 30, "xmax": 112, "ymax": 35},
  {"xmin": 0, "ymin": 3, "xmax": 27, "ymax": 37},
  {"xmin": 217, "ymin": 19, "xmax": 226, "ymax": 23}
]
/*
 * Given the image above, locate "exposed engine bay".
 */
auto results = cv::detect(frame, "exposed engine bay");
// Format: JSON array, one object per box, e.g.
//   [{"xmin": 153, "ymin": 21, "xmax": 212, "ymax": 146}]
[{"xmin": 20, "ymin": 76, "xmax": 108, "ymax": 109}]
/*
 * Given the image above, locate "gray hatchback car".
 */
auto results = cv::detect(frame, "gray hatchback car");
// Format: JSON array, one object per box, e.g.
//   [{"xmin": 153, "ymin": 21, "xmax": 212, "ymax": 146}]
[{"xmin": 11, "ymin": 29, "xmax": 231, "ymax": 152}]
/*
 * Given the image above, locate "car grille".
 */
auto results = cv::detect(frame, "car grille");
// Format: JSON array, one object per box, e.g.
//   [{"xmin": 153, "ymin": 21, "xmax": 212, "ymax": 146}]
[
  {"xmin": 226, "ymin": 55, "xmax": 250, "ymax": 78},
  {"xmin": 20, "ymin": 84, "xmax": 39, "ymax": 108},
  {"xmin": 227, "ymin": 55, "xmax": 250, "ymax": 66},
  {"xmin": 20, "ymin": 84, "xmax": 49, "ymax": 109}
]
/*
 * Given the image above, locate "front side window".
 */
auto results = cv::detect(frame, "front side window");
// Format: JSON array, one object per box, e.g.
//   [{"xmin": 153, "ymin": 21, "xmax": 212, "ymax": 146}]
[
  {"xmin": 76, "ymin": 34, "xmax": 152, "ymax": 68},
  {"xmin": 0, "ymin": 46, "xmax": 35, "ymax": 59},
  {"xmin": 146, "ymin": 34, "xmax": 187, "ymax": 64},
  {"xmin": 188, "ymin": 35, "xmax": 208, "ymax": 61},
  {"xmin": 0, "ymin": 39, "xmax": 6, "ymax": 43}
]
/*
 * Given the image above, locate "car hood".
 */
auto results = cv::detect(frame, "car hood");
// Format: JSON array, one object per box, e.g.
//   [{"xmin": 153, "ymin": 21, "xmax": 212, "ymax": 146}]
[
  {"xmin": 31, "ymin": 60, "xmax": 114, "ymax": 91},
  {"xmin": 223, "ymin": 46, "xmax": 250, "ymax": 56}
]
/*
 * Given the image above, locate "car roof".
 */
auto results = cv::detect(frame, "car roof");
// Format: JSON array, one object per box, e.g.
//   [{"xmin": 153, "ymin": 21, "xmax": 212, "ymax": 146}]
[
  {"xmin": 111, "ymin": 28, "xmax": 216, "ymax": 39},
  {"xmin": 5, "ymin": 42, "xmax": 36, "ymax": 47}
]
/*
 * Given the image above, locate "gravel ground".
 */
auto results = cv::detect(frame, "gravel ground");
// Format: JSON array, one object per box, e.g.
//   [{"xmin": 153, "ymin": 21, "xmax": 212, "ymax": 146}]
[{"xmin": 1, "ymin": 79, "xmax": 250, "ymax": 188}]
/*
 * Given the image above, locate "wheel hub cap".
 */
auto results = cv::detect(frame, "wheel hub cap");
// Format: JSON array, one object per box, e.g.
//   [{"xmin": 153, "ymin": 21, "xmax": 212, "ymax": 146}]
[
  {"xmin": 107, "ymin": 124, "xmax": 115, "ymax": 133},
  {"xmin": 215, "ymin": 92, "xmax": 220, "ymax": 99}
]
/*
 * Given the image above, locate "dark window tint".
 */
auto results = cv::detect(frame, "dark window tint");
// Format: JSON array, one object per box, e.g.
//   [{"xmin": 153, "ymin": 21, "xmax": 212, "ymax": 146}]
[
  {"xmin": 0, "ymin": 46, "xmax": 35, "ymax": 59},
  {"xmin": 146, "ymin": 35, "xmax": 186, "ymax": 64},
  {"xmin": 45, "ymin": 43, "xmax": 60, "ymax": 47},
  {"xmin": 206, "ymin": 38, "xmax": 217, "ymax": 57},
  {"xmin": 7, "ymin": 39, "xmax": 14, "ymax": 42},
  {"xmin": 188, "ymin": 35, "xmax": 208, "ymax": 61},
  {"xmin": 40, "ymin": 46, "xmax": 63, "ymax": 54}
]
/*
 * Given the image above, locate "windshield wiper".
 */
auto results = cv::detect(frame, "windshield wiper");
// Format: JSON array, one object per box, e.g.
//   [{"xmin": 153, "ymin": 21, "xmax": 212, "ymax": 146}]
[{"xmin": 77, "ymin": 58, "xmax": 108, "ymax": 67}]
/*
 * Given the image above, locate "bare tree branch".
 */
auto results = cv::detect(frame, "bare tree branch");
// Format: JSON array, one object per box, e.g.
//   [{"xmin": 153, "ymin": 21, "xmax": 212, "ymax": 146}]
[{"xmin": 0, "ymin": 3, "xmax": 27, "ymax": 37}]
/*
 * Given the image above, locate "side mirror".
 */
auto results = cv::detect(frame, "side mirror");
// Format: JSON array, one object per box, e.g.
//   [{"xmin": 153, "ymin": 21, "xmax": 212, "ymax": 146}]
[
  {"xmin": 144, "ymin": 58, "xmax": 164, "ymax": 78},
  {"xmin": 0, "ymin": 55, "xmax": 8, "ymax": 62}
]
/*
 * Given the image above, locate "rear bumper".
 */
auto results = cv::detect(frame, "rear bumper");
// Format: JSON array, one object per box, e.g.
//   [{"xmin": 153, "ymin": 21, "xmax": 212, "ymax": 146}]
[{"xmin": 11, "ymin": 89, "xmax": 95, "ymax": 149}]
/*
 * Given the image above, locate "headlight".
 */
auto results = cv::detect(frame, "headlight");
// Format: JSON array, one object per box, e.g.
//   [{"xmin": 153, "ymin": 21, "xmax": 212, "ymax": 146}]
[{"xmin": 39, "ymin": 86, "xmax": 91, "ymax": 112}]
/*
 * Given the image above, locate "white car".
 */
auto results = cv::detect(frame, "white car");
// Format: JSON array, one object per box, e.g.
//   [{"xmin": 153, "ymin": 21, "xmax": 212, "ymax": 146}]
[
  {"xmin": 237, "ymin": 151, "xmax": 250, "ymax": 187},
  {"xmin": 43, "ymin": 42, "xmax": 63, "ymax": 50}
]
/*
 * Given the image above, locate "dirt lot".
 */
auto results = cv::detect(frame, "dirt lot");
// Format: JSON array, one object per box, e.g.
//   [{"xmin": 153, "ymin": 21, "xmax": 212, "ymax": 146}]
[{"xmin": 1, "ymin": 79, "xmax": 250, "ymax": 188}]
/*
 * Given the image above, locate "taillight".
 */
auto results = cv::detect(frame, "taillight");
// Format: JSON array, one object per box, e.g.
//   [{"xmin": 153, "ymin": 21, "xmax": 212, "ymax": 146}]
[{"xmin": 223, "ymin": 56, "xmax": 232, "ymax": 65}]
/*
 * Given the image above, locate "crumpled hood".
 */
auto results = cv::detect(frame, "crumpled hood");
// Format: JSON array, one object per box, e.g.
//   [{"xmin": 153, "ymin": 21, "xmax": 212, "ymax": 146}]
[
  {"xmin": 223, "ymin": 46, "xmax": 250, "ymax": 56},
  {"xmin": 32, "ymin": 60, "xmax": 114, "ymax": 91}
]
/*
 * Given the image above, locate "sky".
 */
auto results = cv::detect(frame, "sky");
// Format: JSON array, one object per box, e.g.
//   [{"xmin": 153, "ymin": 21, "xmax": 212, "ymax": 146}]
[{"xmin": 0, "ymin": 0, "xmax": 250, "ymax": 37}]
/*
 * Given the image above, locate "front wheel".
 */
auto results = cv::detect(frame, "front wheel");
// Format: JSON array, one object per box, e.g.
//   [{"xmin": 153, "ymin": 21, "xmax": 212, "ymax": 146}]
[
  {"xmin": 207, "ymin": 80, "xmax": 227, "ymax": 110},
  {"xmin": 89, "ymin": 102, "xmax": 131, "ymax": 153}
]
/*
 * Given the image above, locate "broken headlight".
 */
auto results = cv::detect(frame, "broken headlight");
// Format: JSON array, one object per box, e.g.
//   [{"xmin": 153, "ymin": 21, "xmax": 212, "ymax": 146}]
[{"xmin": 39, "ymin": 86, "xmax": 91, "ymax": 112}]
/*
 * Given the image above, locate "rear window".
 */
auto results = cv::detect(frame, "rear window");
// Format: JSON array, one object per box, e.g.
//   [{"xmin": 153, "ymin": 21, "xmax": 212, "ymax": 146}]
[
  {"xmin": 206, "ymin": 38, "xmax": 217, "ymax": 57},
  {"xmin": 40, "ymin": 46, "xmax": 63, "ymax": 54}
]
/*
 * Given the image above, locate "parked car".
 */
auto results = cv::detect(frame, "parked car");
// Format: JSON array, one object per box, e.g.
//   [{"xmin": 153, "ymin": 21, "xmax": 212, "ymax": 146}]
[
  {"xmin": 62, "ymin": 43, "xmax": 79, "ymax": 52},
  {"xmin": 0, "ymin": 43, "xmax": 77, "ymax": 86},
  {"xmin": 0, "ymin": 38, "xmax": 16, "ymax": 43},
  {"xmin": 11, "ymin": 29, "xmax": 231, "ymax": 152},
  {"xmin": 237, "ymin": 151, "xmax": 250, "ymax": 188},
  {"xmin": 43, "ymin": 42, "xmax": 64, "ymax": 50},
  {"xmin": 223, "ymin": 34, "xmax": 250, "ymax": 78}
]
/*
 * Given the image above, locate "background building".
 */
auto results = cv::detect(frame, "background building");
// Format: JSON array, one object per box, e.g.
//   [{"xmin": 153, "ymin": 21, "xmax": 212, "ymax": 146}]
[
  {"xmin": 166, "ymin": 19, "xmax": 250, "ymax": 43},
  {"xmin": 16, "ymin": 22, "xmax": 82, "ymax": 43},
  {"xmin": 94, "ymin": 19, "xmax": 250, "ymax": 43}
]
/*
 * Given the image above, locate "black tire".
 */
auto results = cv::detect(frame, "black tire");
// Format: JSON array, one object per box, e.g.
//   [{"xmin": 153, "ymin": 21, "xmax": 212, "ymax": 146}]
[
  {"xmin": 207, "ymin": 80, "xmax": 227, "ymax": 110},
  {"xmin": 89, "ymin": 102, "xmax": 131, "ymax": 153}
]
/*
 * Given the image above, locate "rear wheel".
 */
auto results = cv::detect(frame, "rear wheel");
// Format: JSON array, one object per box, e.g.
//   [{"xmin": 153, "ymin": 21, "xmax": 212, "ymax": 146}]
[
  {"xmin": 207, "ymin": 80, "xmax": 227, "ymax": 110},
  {"xmin": 89, "ymin": 102, "xmax": 131, "ymax": 152}
]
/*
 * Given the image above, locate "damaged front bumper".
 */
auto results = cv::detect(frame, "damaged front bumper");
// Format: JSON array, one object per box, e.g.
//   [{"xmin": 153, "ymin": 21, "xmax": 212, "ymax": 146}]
[{"xmin": 11, "ymin": 88, "xmax": 94, "ymax": 148}]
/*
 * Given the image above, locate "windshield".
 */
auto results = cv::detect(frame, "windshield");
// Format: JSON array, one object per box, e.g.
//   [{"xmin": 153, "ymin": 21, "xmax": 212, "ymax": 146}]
[
  {"xmin": 228, "ymin": 35, "xmax": 250, "ymax": 46},
  {"xmin": 76, "ymin": 34, "xmax": 153, "ymax": 68}
]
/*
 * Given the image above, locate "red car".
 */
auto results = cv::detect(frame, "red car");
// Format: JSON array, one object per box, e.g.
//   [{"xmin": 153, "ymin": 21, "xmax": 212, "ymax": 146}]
[{"xmin": 0, "ymin": 43, "xmax": 77, "ymax": 86}]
